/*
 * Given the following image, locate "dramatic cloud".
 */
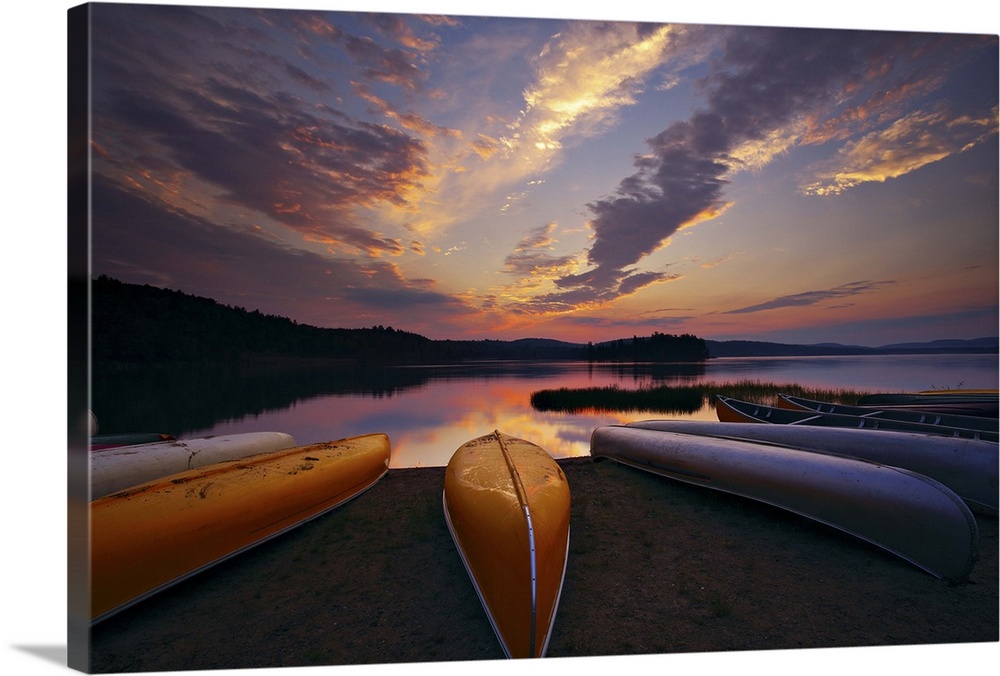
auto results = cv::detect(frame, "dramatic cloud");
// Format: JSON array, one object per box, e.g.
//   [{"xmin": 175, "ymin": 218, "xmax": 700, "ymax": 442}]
[
  {"xmin": 516, "ymin": 22, "xmax": 679, "ymax": 151},
  {"xmin": 555, "ymin": 28, "xmax": 995, "ymax": 305},
  {"xmin": 90, "ymin": 4, "xmax": 433, "ymax": 258},
  {"xmin": 83, "ymin": 6, "xmax": 997, "ymax": 344},
  {"xmin": 90, "ymin": 174, "xmax": 476, "ymax": 328}
]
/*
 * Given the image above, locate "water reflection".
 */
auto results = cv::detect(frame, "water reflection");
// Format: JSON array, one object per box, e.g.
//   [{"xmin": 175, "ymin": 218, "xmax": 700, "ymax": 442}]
[{"xmin": 91, "ymin": 355, "xmax": 997, "ymax": 468}]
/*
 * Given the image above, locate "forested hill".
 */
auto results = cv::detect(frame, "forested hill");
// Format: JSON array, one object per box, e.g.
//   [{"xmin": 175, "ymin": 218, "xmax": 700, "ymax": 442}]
[{"xmin": 89, "ymin": 276, "xmax": 709, "ymax": 367}]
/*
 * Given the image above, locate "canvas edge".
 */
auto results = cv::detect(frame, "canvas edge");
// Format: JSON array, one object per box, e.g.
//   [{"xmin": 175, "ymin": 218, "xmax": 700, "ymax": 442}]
[{"xmin": 67, "ymin": 3, "xmax": 92, "ymax": 672}]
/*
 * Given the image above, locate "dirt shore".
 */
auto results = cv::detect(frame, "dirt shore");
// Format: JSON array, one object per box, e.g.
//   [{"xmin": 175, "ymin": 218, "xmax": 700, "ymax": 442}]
[{"xmin": 88, "ymin": 457, "xmax": 998, "ymax": 672}]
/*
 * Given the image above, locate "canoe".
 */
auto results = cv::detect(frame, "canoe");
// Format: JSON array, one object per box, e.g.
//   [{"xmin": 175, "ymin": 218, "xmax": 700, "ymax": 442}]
[
  {"xmin": 91, "ymin": 431, "xmax": 298, "ymax": 499},
  {"xmin": 442, "ymin": 430, "xmax": 571, "ymax": 658},
  {"xmin": 90, "ymin": 433, "xmax": 177, "ymax": 450},
  {"xmin": 90, "ymin": 433, "xmax": 391, "ymax": 623},
  {"xmin": 625, "ymin": 419, "xmax": 998, "ymax": 514},
  {"xmin": 716, "ymin": 396, "xmax": 998, "ymax": 442},
  {"xmin": 855, "ymin": 392, "xmax": 998, "ymax": 418},
  {"xmin": 777, "ymin": 394, "xmax": 999, "ymax": 434},
  {"xmin": 590, "ymin": 425, "xmax": 979, "ymax": 580}
]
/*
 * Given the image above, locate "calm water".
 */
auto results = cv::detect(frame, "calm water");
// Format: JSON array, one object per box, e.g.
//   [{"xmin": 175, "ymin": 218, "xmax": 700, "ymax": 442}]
[{"xmin": 92, "ymin": 354, "xmax": 998, "ymax": 468}]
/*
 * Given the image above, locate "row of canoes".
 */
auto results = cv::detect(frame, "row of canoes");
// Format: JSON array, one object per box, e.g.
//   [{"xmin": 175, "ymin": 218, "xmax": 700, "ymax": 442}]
[
  {"xmin": 589, "ymin": 391, "xmax": 996, "ymax": 586},
  {"xmin": 86, "ymin": 386, "xmax": 995, "ymax": 657},
  {"xmin": 86, "ymin": 425, "xmax": 569, "ymax": 657},
  {"xmin": 86, "ymin": 426, "xmax": 570, "ymax": 658}
]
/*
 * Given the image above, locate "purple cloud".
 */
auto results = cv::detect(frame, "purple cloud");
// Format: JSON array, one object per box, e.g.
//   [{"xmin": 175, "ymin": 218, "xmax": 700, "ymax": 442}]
[
  {"xmin": 558, "ymin": 27, "xmax": 990, "ymax": 305},
  {"xmin": 721, "ymin": 281, "xmax": 896, "ymax": 315}
]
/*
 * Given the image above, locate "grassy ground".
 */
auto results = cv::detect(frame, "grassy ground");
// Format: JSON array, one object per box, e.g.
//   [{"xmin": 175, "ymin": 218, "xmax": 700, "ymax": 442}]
[{"xmin": 88, "ymin": 457, "xmax": 998, "ymax": 673}]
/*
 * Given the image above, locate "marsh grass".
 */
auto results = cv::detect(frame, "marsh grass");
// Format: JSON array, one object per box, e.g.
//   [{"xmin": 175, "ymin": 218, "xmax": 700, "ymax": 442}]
[{"xmin": 530, "ymin": 379, "xmax": 877, "ymax": 414}]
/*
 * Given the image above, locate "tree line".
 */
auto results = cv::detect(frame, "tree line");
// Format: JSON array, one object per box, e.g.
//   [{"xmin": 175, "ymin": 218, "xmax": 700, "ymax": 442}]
[{"xmin": 89, "ymin": 276, "xmax": 709, "ymax": 367}]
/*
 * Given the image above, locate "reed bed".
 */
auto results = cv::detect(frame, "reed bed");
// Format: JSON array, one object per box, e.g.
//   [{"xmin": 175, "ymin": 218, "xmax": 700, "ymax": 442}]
[{"xmin": 530, "ymin": 379, "xmax": 877, "ymax": 414}]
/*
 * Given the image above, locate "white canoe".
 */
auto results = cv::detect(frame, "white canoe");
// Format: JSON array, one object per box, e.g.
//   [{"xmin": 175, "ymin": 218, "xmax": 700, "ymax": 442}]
[
  {"xmin": 590, "ymin": 425, "xmax": 979, "ymax": 580},
  {"xmin": 90, "ymin": 431, "xmax": 297, "ymax": 499},
  {"xmin": 625, "ymin": 419, "xmax": 998, "ymax": 514}
]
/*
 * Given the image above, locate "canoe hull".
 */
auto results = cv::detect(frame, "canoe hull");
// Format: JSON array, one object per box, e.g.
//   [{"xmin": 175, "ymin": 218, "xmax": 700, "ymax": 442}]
[
  {"xmin": 91, "ymin": 431, "xmax": 298, "ymax": 499},
  {"xmin": 590, "ymin": 426, "xmax": 978, "ymax": 580},
  {"xmin": 626, "ymin": 419, "xmax": 998, "ymax": 514},
  {"xmin": 443, "ymin": 431, "xmax": 571, "ymax": 658},
  {"xmin": 90, "ymin": 433, "xmax": 391, "ymax": 623}
]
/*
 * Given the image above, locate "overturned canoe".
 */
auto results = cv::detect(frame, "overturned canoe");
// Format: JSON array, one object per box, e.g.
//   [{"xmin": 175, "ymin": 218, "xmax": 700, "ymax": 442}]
[
  {"xmin": 626, "ymin": 419, "xmax": 998, "ymax": 514},
  {"xmin": 777, "ymin": 394, "xmax": 999, "ymax": 434},
  {"xmin": 443, "ymin": 430, "xmax": 571, "ymax": 658},
  {"xmin": 590, "ymin": 425, "xmax": 978, "ymax": 580},
  {"xmin": 90, "ymin": 433, "xmax": 391, "ymax": 623},
  {"xmin": 91, "ymin": 431, "xmax": 298, "ymax": 499},
  {"xmin": 717, "ymin": 396, "xmax": 997, "ymax": 442}
]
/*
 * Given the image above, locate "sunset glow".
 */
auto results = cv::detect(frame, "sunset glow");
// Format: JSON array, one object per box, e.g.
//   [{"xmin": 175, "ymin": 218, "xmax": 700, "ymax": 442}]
[{"xmin": 85, "ymin": 2, "xmax": 999, "ymax": 347}]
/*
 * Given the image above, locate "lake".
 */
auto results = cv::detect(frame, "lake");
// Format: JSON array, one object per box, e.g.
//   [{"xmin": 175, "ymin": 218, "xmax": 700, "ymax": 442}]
[{"xmin": 91, "ymin": 353, "xmax": 998, "ymax": 468}]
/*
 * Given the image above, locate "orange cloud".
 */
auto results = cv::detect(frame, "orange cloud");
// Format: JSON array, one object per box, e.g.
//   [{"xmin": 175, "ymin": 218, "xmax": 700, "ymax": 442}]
[{"xmin": 802, "ymin": 107, "xmax": 998, "ymax": 195}]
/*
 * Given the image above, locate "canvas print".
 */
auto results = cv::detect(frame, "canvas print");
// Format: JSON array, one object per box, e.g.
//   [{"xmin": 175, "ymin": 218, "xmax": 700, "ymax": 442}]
[{"xmin": 68, "ymin": 1, "xmax": 998, "ymax": 673}]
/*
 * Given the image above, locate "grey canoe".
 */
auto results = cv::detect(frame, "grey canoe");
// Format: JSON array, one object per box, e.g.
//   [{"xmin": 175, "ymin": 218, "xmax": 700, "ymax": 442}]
[
  {"xmin": 90, "ymin": 431, "xmax": 298, "ymax": 499},
  {"xmin": 590, "ymin": 425, "xmax": 979, "ymax": 580},
  {"xmin": 625, "ymin": 419, "xmax": 998, "ymax": 514}
]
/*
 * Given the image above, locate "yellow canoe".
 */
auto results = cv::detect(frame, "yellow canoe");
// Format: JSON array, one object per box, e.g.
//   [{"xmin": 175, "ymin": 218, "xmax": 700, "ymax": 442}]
[
  {"xmin": 90, "ymin": 433, "xmax": 391, "ymax": 623},
  {"xmin": 442, "ymin": 430, "xmax": 571, "ymax": 658}
]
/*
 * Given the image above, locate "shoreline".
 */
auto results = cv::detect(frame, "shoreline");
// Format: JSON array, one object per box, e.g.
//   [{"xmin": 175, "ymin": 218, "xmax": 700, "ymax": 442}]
[{"xmin": 88, "ymin": 457, "xmax": 998, "ymax": 672}]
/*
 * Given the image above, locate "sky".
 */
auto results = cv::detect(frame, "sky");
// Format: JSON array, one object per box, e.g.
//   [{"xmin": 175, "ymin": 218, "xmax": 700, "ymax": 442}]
[
  {"xmin": 82, "ymin": 1, "xmax": 999, "ymax": 347},
  {"xmin": 0, "ymin": 5, "xmax": 997, "ymax": 676}
]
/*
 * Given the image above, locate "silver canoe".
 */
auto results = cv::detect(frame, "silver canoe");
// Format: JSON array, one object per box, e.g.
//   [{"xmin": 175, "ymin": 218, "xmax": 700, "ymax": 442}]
[
  {"xmin": 625, "ymin": 419, "xmax": 998, "ymax": 514},
  {"xmin": 90, "ymin": 431, "xmax": 297, "ymax": 499},
  {"xmin": 590, "ymin": 425, "xmax": 979, "ymax": 580}
]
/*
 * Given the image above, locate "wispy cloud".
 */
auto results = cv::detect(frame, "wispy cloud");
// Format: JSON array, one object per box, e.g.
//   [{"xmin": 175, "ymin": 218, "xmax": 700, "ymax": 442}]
[
  {"xmin": 91, "ymin": 174, "xmax": 477, "ymax": 329},
  {"xmin": 802, "ymin": 106, "xmax": 999, "ymax": 195},
  {"xmin": 91, "ymin": 5, "xmax": 438, "ymax": 258},
  {"xmin": 514, "ymin": 22, "xmax": 682, "ymax": 154},
  {"xmin": 502, "ymin": 223, "xmax": 579, "ymax": 280},
  {"xmin": 721, "ymin": 280, "xmax": 895, "ymax": 315}
]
